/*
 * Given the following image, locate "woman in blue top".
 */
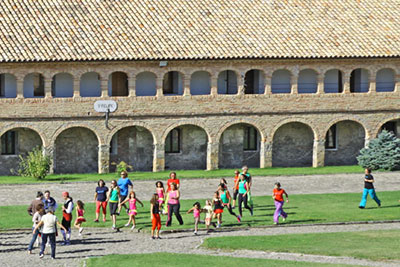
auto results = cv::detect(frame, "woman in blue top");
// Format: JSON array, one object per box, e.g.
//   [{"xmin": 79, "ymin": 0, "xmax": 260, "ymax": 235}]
[
  {"xmin": 234, "ymin": 174, "xmax": 253, "ymax": 218},
  {"xmin": 117, "ymin": 171, "xmax": 133, "ymax": 215}
]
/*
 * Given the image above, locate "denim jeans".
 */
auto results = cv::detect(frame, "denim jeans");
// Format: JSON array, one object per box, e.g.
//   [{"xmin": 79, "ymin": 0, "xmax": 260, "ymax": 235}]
[
  {"xmin": 28, "ymin": 228, "xmax": 40, "ymax": 251},
  {"xmin": 359, "ymin": 188, "xmax": 381, "ymax": 207}
]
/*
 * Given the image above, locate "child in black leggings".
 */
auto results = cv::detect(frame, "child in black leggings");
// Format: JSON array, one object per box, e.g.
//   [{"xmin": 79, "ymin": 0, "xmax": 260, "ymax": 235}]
[{"xmin": 234, "ymin": 174, "xmax": 253, "ymax": 217}]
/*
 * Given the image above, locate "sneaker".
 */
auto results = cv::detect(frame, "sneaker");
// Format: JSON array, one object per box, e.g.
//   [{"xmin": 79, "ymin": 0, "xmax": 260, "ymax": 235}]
[
  {"xmin": 78, "ymin": 233, "xmax": 82, "ymax": 237},
  {"xmin": 151, "ymin": 236, "xmax": 155, "ymax": 240},
  {"xmin": 79, "ymin": 228, "xmax": 84, "ymax": 234},
  {"xmin": 116, "ymin": 212, "xmax": 120, "ymax": 216},
  {"xmin": 193, "ymin": 231, "xmax": 197, "ymax": 235},
  {"xmin": 93, "ymin": 219, "xmax": 99, "ymax": 223},
  {"xmin": 157, "ymin": 236, "xmax": 162, "ymax": 240},
  {"xmin": 66, "ymin": 240, "xmax": 71, "ymax": 245},
  {"xmin": 51, "ymin": 257, "xmax": 56, "ymax": 260},
  {"xmin": 112, "ymin": 225, "xmax": 116, "ymax": 230},
  {"xmin": 273, "ymin": 222, "xmax": 278, "ymax": 225},
  {"xmin": 216, "ymin": 223, "xmax": 221, "ymax": 228},
  {"xmin": 124, "ymin": 223, "xmax": 130, "ymax": 227},
  {"xmin": 39, "ymin": 254, "xmax": 44, "ymax": 259},
  {"xmin": 61, "ymin": 241, "xmax": 67, "ymax": 246},
  {"xmin": 282, "ymin": 217, "xmax": 286, "ymax": 222},
  {"xmin": 359, "ymin": 206, "xmax": 365, "ymax": 209},
  {"xmin": 250, "ymin": 208, "xmax": 254, "ymax": 216},
  {"xmin": 131, "ymin": 225, "xmax": 136, "ymax": 230},
  {"xmin": 28, "ymin": 250, "xmax": 32, "ymax": 254},
  {"xmin": 231, "ymin": 206, "xmax": 235, "ymax": 209},
  {"xmin": 236, "ymin": 215, "xmax": 241, "ymax": 223}
]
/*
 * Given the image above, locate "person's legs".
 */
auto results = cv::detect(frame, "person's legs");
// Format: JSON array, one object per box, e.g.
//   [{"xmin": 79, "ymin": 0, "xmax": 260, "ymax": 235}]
[
  {"xmin": 40, "ymin": 234, "xmax": 48, "ymax": 256},
  {"xmin": 280, "ymin": 202, "xmax": 287, "ymax": 219},
  {"xmin": 359, "ymin": 188, "xmax": 368, "ymax": 208},
  {"xmin": 166, "ymin": 204, "xmax": 173, "ymax": 226},
  {"xmin": 28, "ymin": 228, "xmax": 40, "ymax": 252},
  {"xmin": 49, "ymin": 233, "xmax": 56, "ymax": 258},
  {"xmin": 238, "ymin": 194, "xmax": 244, "ymax": 217},
  {"xmin": 174, "ymin": 203, "xmax": 184, "ymax": 225},
  {"xmin": 95, "ymin": 201, "xmax": 101, "ymax": 221},
  {"xmin": 156, "ymin": 214, "xmax": 161, "ymax": 237},
  {"xmin": 226, "ymin": 204, "xmax": 238, "ymax": 217},
  {"xmin": 369, "ymin": 189, "xmax": 381, "ymax": 206},
  {"xmin": 102, "ymin": 201, "xmax": 107, "ymax": 221},
  {"xmin": 274, "ymin": 200, "xmax": 283, "ymax": 223},
  {"xmin": 243, "ymin": 194, "xmax": 252, "ymax": 213},
  {"xmin": 232, "ymin": 190, "xmax": 238, "ymax": 208},
  {"xmin": 194, "ymin": 217, "xmax": 199, "ymax": 232}
]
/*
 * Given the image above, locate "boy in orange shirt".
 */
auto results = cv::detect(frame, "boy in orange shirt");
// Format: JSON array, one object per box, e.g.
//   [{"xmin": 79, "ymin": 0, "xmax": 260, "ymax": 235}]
[{"xmin": 272, "ymin": 182, "xmax": 289, "ymax": 224}]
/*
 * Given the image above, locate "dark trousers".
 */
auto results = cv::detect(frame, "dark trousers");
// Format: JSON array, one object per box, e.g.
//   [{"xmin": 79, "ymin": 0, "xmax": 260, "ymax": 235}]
[
  {"xmin": 166, "ymin": 203, "xmax": 184, "ymax": 226},
  {"xmin": 238, "ymin": 193, "xmax": 252, "ymax": 217},
  {"xmin": 224, "ymin": 204, "xmax": 238, "ymax": 217},
  {"xmin": 40, "ymin": 233, "xmax": 56, "ymax": 258}
]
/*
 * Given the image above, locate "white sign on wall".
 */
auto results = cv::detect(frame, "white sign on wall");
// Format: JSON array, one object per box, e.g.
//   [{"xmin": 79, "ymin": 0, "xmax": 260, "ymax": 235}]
[{"xmin": 94, "ymin": 100, "xmax": 118, "ymax": 113}]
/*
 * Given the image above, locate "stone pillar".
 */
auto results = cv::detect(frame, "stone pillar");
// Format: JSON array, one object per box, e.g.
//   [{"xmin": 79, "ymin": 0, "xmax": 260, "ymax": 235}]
[
  {"xmin": 153, "ymin": 143, "xmax": 165, "ymax": 172},
  {"xmin": 312, "ymin": 139, "xmax": 325, "ymax": 168},
  {"xmin": 237, "ymin": 73, "xmax": 245, "ymax": 95},
  {"xmin": 364, "ymin": 137, "xmax": 371, "ymax": 148},
  {"xmin": 100, "ymin": 77, "xmax": 108, "ymax": 97},
  {"xmin": 98, "ymin": 144, "xmax": 110, "ymax": 174},
  {"xmin": 73, "ymin": 77, "xmax": 80, "ymax": 98},
  {"xmin": 128, "ymin": 74, "xmax": 136, "ymax": 97},
  {"xmin": 211, "ymin": 75, "xmax": 218, "ymax": 96},
  {"xmin": 16, "ymin": 77, "xmax": 24, "ymax": 98},
  {"xmin": 317, "ymin": 75, "xmax": 324, "ymax": 94},
  {"xmin": 156, "ymin": 77, "xmax": 164, "ymax": 97},
  {"xmin": 183, "ymin": 77, "xmax": 191, "ymax": 96},
  {"xmin": 264, "ymin": 75, "xmax": 272, "ymax": 95},
  {"xmin": 43, "ymin": 145, "xmax": 55, "ymax": 174},
  {"xmin": 369, "ymin": 79, "xmax": 376, "ymax": 93},
  {"xmin": 260, "ymin": 140, "xmax": 272, "ymax": 168},
  {"xmin": 291, "ymin": 75, "xmax": 298, "ymax": 94},
  {"xmin": 44, "ymin": 77, "xmax": 53, "ymax": 98},
  {"xmin": 343, "ymin": 72, "xmax": 350, "ymax": 94},
  {"xmin": 206, "ymin": 142, "xmax": 219, "ymax": 170},
  {"xmin": 395, "ymin": 74, "xmax": 400, "ymax": 93}
]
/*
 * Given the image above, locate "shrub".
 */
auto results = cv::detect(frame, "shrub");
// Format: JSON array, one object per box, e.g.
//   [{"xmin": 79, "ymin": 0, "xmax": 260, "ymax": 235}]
[
  {"xmin": 17, "ymin": 146, "xmax": 51, "ymax": 179},
  {"xmin": 112, "ymin": 161, "xmax": 133, "ymax": 174},
  {"xmin": 357, "ymin": 130, "xmax": 400, "ymax": 170}
]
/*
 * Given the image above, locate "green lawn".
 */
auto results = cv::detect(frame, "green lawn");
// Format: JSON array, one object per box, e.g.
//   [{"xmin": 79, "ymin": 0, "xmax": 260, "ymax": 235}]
[
  {"xmin": 1, "ymin": 191, "xmax": 399, "ymax": 230},
  {"xmin": 84, "ymin": 253, "xmax": 354, "ymax": 267},
  {"xmin": 0, "ymin": 165, "xmax": 365, "ymax": 184},
  {"xmin": 203, "ymin": 230, "xmax": 400, "ymax": 261}
]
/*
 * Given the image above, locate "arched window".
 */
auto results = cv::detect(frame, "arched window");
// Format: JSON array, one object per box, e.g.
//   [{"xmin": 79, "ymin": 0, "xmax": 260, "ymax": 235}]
[
  {"xmin": 190, "ymin": 71, "xmax": 211, "ymax": 95},
  {"xmin": 136, "ymin": 72, "xmax": 157, "ymax": 96},
  {"xmin": 350, "ymin": 68, "xmax": 369, "ymax": 93},
  {"xmin": 298, "ymin": 69, "xmax": 317, "ymax": 94},
  {"xmin": 108, "ymin": 72, "xmax": 128, "ymax": 96},
  {"xmin": 324, "ymin": 69, "xmax": 343, "ymax": 93},
  {"xmin": 0, "ymin": 74, "xmax": 17, "ymax": 98},
  {"xmin": 271, "ymin": 69, "xmax": 291, "ymax": 94},
  {"xmin": 52, "ymin": 73, "xmax": 73, "ymax": 98},
  {"xmin": 163, "ymin": 71, "xmax": 183, "ymax": 95},
  {"xmin": 376, "ymin": 68, "xmax": 395, "ymax": 92},
  {"xmin": 80, "ymin": 72, "xmax": 101, "ymax": 97},
  {"xmin": 23, "ymin": 73, "xmax": 44, "ymax": 98},
  {"xmin": 217, "ymin": 70, "xmax": 237, "ymax": 94},
  {"xmin": 244, "ymin": 69, "xmax": 264, "ymax": 94}
]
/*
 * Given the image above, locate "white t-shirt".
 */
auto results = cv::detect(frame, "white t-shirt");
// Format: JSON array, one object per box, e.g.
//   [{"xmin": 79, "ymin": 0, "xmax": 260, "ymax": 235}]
[{"xmin": 40, "ymin": 213, "xmax": 58, "ymax": 234}]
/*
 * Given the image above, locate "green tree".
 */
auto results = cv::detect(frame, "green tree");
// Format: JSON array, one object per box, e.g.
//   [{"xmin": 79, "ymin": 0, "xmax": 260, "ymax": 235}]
[
  {"xmin": 357, "ymin": 130, "xmax": 400, "ymax": 170},
  {"xmin": 17, "ymin": 146, "xmax": 51, "ymax": 179}
]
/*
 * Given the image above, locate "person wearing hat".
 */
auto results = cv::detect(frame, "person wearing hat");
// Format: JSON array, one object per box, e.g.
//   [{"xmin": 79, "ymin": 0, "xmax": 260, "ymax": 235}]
[
  {"xmin": 27, "ymin": 191, "xmax": 44, "ymax": 216},
  {"xmin": 61, "ymin": 191, "xmax": 74, "ymax": 245}
]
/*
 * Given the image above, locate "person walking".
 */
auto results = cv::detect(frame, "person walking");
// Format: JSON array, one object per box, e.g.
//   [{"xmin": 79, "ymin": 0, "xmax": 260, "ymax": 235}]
[
  {"xmin": 74, "ymin": 200, "xmax": 86, "ymax": 236},
  {"xmin": 150, "ymin": 193, "xmax": 162, "ymax": 239},
  {"xmin": 359, "ymin": 168, "xmax": 381, "ymax": 209},
  {"xmin": 117, "ymin": 171, "xmax": 133, "ymax": 215},
  {"xmin": 272, "ymin": 182, "xmax": 289, "ymax": 224},
  {"xmin": 27, "ymin": 191, "xmax": 44, "ymax": 216},
  {"xmin": 94, "ymin": 179, "xmax": 108, "ymax": 222},
  {"xmin": 107, "ymin": 180, "xmax": 121, "ymax": 230},
  {"xmin": 165, "ymin": 183, "xmax": 184, "ymax": 226},
  {"xmin": 232, "ymin": 170, "xmax": 240, "ymax": 209},
  {"xmin": 27, "ymin": 203, "xmax": 45, "ymax": 254},
  {"xmin": 61, "ymin": 192, "xmax": 74, "ymax": 245},
  {"xmin": 120, "ymin": 191, "xmax": 143, "ymax": 230},
  {"xmin": 234, "ymin": 174, "xmax": 253, "ymax": 218},
  {"xmin": 33, "ymin": 207, "xmax": 66, "ymax": 260},
  {"xmin": 218, "ymin": 183, "xmax": 241, "ymax": 222},
  {"xmin": 187, "ymin": 202, "xmax": 204, "ymax": 235},
  {"xmin": 164, "ymin": 172, "xmax": 180, "ymax": 214}
]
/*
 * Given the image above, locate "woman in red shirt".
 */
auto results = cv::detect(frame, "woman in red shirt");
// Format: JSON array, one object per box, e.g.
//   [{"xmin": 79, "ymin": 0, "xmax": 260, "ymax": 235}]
[{"xmin": 272, "ymin": 182, "xmax": 289, "ymax": 224}]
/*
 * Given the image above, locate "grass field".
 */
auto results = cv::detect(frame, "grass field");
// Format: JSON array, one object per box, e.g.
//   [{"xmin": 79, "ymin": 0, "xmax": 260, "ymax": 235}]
[
  {"xmin": 84, "ymin": 252, "xmax": 353, "ymax": 267},
  {"xmin": 203, "ymin": 230, "xmax": 400, "ymax": 261},
  {"xmin": 0, "ymin": 165, "xmax": 365, "ymax": 184},
  {"xmin": 1, "ymin": 191, "xmax": 399, "ymax": 230}
]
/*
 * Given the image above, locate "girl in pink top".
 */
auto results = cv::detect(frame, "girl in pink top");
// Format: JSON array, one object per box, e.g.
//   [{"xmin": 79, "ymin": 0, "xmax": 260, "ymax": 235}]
[
  {"xmin": 155, "ymin": 181, "xmax": 165, "ymax": 210},
  {"xmin": 74, "ymin": 200, "xmax": 86, "ymax": 236},
  {"xmin": 120, "ymin": 191, "xmax": 143, "ymax": 230},
  {"xmin": 166, "ymin": 183, "xmax": 184, "ymax": 226},
  {"xmin": 187, "ymin": 202, "xmax": 204, "ymax": 235}
]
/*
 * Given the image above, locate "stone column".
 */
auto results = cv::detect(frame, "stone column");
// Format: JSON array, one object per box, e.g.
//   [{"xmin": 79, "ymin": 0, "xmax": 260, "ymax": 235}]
[
  {"xmin": 312, "ymin": 139, "xmax": 325, "ymax": 168},
  {"xmin": 211, "ymin": 75, "xmax": 218, "ymax": 96},
  {"xmin": 98, "ymin": 144, "xmax": 110, "ymax": 174},
  {"xmin": 343, "ymin": 72, "xmax": 350, "ymax": 94},
  {"xmin": 43, "ymin": 145, "xmax": 55, "ymax": 174},
  {"xmin": 73, "ymin": 77, "xmax": 80, "ymax": 98},
  {"xmin": 206, "ymin": 142, "xmax": 219, "ymax": 170},
  {"xmin": 364, "ymin": 137, "xmax": 371, "ymax": 148},
  {"xmin": 395, "ymin": 74, "xmax": 400, "ymax": 93},
  {"xmin": 260, "ymin": 140, "xmax": 272, "ymax": 168},
  {"xmin": 16, "ymin": 77, "xmax": 24, "ymax": 98},
  {"xmin": 156, "ymin": 77, "xmax": 164, "ymax": 97},
  {"xmin": 153, "ymin": 143, "xmax": 165, "ymax": 172},
  {"xmin": 128, "ymin": 74, "xmax": 136, "ymax": 97},
  {"xmin": 264, "ymin": 75, "xmax": 272, "ymax": 95},
  {"xmin": 317, "ymin": 75, "xmax": 324, "ymax": 94},
  {"xmin": 291, "ymin": 75, "xmax": 298, "ymax": 94},
  {"xmin": 44, "ymin": 77, "xmax": 53, "ymax": 98},
  {"xmin": 237, "ymin": 73, "xmax": 245, "ymax": 95},
  {"xmin": 100, "ymin": 77, "xmax": 108, "ymax": 98},
  {"xmin": 369, "ymin": 79, "xmax": 376, "ymax": 93},
  {"xmin": 183, "ymin": 77, "xmax": 191, "ymax": 96}
]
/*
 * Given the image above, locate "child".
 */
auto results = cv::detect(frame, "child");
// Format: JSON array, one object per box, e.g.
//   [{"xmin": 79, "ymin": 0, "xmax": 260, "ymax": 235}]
[
  {"xmin": 74, "ymin": 200, "xmax": 86, "ymax": 236},
  {"xmin": 234, "ymin": 174, "xmax": 253, "ymax": 217},
  {"xmin": 232, "ymin": 170, "xmax": 240, "ymax": 209},
  {"xmin": 218, "ymin": 183, "xmax": 241, "ymax": 222},
  {"xmin": 187, "ymin": 202, "xmax": 204, "ymax": 235},
  {"xmin": 212, "ymin": 191, "xmax": 224, "ymax": 228},
  {"xmin": 359, "ymin": 168, "xmax": 381, "ymax": 209},
  {"xmin": 61, "ymin": 192, "xmax": 74, "ymax": 245},
  {"xmin": 156, "ymin": 181, "xmax": 165, "ymax": 210},
  {"xmin": 28, "ymin": 203, "xmax": 45, "ymax": 254},
  {"xmin": 219, "ymin": 178, "xmax": 228, "ymax": 190},
  {"xmin": 203, "ymin": 200, "xmax": 216, "ymax": 233},
  {"xmin": 150, "ymin": 193, "xmax": 161, "ymax": 239},
  {"xmin": 120, "ymin": 191, "xmax": 143, "ymax": 230},
  {"xmin": 272, "ymin": 182, "xmax": 289, "ymax": 224}
]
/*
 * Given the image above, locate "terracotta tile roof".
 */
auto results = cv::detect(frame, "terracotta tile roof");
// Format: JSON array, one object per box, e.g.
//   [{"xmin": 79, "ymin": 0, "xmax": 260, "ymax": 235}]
[{"xmin": 0, "ymin": 0, "xmax": 399, "ymax": 62}]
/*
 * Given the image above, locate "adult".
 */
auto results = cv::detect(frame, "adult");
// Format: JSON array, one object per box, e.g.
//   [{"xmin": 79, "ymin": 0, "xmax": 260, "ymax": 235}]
[
  {"xmin": 61, "ymin": 192, "xmax": 74, "ymax": 245},
  {"xmin": 117, "ymin": 171, "xmax": 133, "ymax": 215},
  {"xmin": 94, "ymin": 179, "xmax": 109, "ymax": 222},
  {"xmin": 107, "ymin": 179, "xmax": 121, "ymax": 230},
  {"xmin": 218, "ymin": 183, "xmax": 241, "ymax": 222},
  {"xmin": 28, "ymin": 203, "xmax": 45, "ymax": 254},
  {"xmin": 232, "ymin": 170, "xmax": 240, "ymax": 208},
  {"xmin": 166, "ymin": 183, "xmax": 184, "ymax": 226},
  {"xmin": 164, "ymin": 172, "xmax": 180, "ymax": 214},
  {"xmin": 43, "ymin": 190, "xmax": 57, "ymax": 213},
  {"xmin": 359, "ymin": 168, "xmax": 381, "ymax": 209},
  {"xmin": 33, "ymin": 206, "xmax": 66, "ymax": 260},
  {"xmin": 27, "ymin": 191, "xmax": 44, "ymax": 216},
  {"xmin": 240, "ymin": 166, "xmax": 253, "ymax": 208},
  {"xmin": 234, "ymin": 174, "xmax": 253, "ymax": 217}
]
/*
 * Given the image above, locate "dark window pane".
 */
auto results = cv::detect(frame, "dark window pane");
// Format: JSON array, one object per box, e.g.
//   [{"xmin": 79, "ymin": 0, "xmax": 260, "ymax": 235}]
[
  {"xmin": 325, "ymin": 125, "xmax": 337, "ymax": 149},
  {"xmin": 1, "ymin": 131, "xmax": 16, "ymax": 155}
]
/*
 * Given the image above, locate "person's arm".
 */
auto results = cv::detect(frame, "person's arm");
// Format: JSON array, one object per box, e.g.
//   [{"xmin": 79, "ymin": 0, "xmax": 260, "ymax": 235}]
[
  {"xmin": 187, "ymin": 207, "xmax": 194, "ymax": 214},
  {"xmin": 106, "ymin": 190, "xmax": 111, "ymax": 202},
  {"xmin": 117, "ymin": 187, "xmax": 121, "ymax": 203},
  {"xmin": 175, "ymin": 190, "xmax": 180, "ymax": 200},
  {"xmin": 243, "ymin": 182, "xmax": 249, "ymax": 196},
  {"xmin": 119, "ymin": 197, "xmax": 128, "ymax": 206},
  {"xmin": 136, "ymin": 198, "xmax": 144, "ymax": 207},
  {"xmin": 226, "ymin": 191, "xmax": 232, "ymax": 204},
  {"xmin": 56, "ymin": 221, "xmax": 67, "ymax": 232},
  {"xmin": 94, "ymin": 192, "xmax": 98, "ymax": 202},
  {"xmin": 234, "ymin": 179, "xmax": 239, "ymax": 191},
  {"xmin": 75, "ymin": 208, "xmax": 79, "ymax": 218},
  {"xmin": 150, "ymin": 204, "xmax": 154, "ymax": 220},
  {"xmin": 33, "ymin": 221, "xmax": 44, "ymax": 233},
  {"xmin": 27, "ymin": 202, "xmax": 34, "ymax": 216},
  {"xmin": 284, "ymin": 190, "xmax": 289, "ymax": 203},
  {"xmin": 66, "ymin": 201, "xmax": 73, "ymax": 214}
]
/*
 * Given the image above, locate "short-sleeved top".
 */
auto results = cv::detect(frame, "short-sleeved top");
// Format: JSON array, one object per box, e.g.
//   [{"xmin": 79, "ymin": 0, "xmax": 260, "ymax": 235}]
[
  {"xmin": 41, "ymin": 213, "xmax": 58, "ymax": 234},
  {"xmin": 364, "ymin": 174, "xmax": 374, "ymax": 189},
  {"xmin": 168, "ymin": 190, "xmax": 179, "ymax": 205},
  {"xmin": 273, "ymin": 188, "xmax": 287, "ymax": 202},
  {"xmin": 117, "ymin": 178, "xmax": 133, "ymax": 196},
  {"xmin": 238, "ymin": 181, "xmax": 247, "ymax": 194},
  {"xmin": 96, "ymin": 186, "xmax": 109, "ymax": 202},
  {"xmin": 167, "ymin": 178, "xmax": 180, "ymax": 192}
]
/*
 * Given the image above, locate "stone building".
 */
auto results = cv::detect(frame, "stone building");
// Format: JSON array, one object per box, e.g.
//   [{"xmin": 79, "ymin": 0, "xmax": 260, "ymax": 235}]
[{"xmin": 1, "ymin": 0, "xmax": 400, "ymax": 174}]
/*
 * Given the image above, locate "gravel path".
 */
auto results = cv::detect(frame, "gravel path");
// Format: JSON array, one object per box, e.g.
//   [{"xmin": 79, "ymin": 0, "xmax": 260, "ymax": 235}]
[
  {"xmin": 1, "ymin": 172, "xmax": 398, "ymax": 206},
  {"xmin": 1, "ymin": 222, "xmax": 400, "ymax": 267}
]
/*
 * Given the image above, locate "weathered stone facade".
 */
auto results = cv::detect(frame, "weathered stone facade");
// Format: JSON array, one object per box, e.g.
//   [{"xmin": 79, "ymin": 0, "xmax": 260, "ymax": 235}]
[{"xmin": 1, "ymin": 58, "xmax": 400, "ymax": 174}]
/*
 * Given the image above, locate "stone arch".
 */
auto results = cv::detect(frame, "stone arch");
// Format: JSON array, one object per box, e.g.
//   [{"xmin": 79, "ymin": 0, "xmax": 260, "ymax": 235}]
[
  {"xmin": 217, "ymin": 70, "xmax": 239, "ymax": 94},
  {"xmin": 108, "ymin": 71, "xmax": 128, "ymax": 96},
  {"xmin": 324, "ymin": 69, "xmax": 344, "ymax": 93},
  {"xmin": 271, "ymin": 69, "xmax": 292, "ymax": 94},
  {"xmin": 190, "ymin": 71, "xmax": 211, "ymax": 95},
  {"xmin": 0, "ymin": 124, "xmax": 47, "ymax": 146},
  {"xmin": 376, "ymin": 68, "xmax": 395, "ymax": 92},
  {"xmin": 161, "ymin": 122, "xmax": 211, "ymax": 144},
  {"xmin": 162, "ymin": 123, "xmax": 209, "ymax": 170},
  {"xmin": 350, "ymin": 68, "xmax": 370, "ymax": 93},
  {"xmin": 80, "ymin": 71, "xmax": 101, "ymax": 97},
  {"xmin": 106, "ymin": 123, "xmax": 156, "ymax": 145},
  {"xmin": 298, "ymin": 68, "xmax": 318, "ymax": 94},
  {"xmin": 54, "ymin": 126, "xmax": 99, "ymax": 173},
  {"xmin": 51, "ymin": 124, "xmax": 103, "ymax": 146},
  {"xmin": 162, "ymin": 70, "xmax": 184, "ymax": 95},
  {"xmin": 373, "ymin": 116, "xmax": 400, "ymax": 138},
  {"xmin": 324, "ymin": 120, "xmax": 366, "ymax": 166},
  {"xmin": 218, "ymin": 122, "xmax": 263, "ymax": 169},
  {"xmin": 52, "ymin": 72, "xmax": 74, "ymax": 98},
  {"xmin": 244, "ymin": 69, "xmax": 265, "ymax": 94},
  {"xmin": 272, "ymin": 121, "xmax": 315, "ymax": 167},
  {"xmin": 270, "ymin": 118, "xmax": 317, "ymax": 141},
  {"xmin": 216, "ymin": 120, "xmax": 265, "ymax": 142},
  {"xmin": 323, "ymin": 117, "xmax": 369, "ymax": 141},
  {"xmin": 136, "ymin": 71, "xmax": 157, "ymax": 96},
  {"xmin": 23, "ymin": 72, "xmax": 45, "ymax": 98}
]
